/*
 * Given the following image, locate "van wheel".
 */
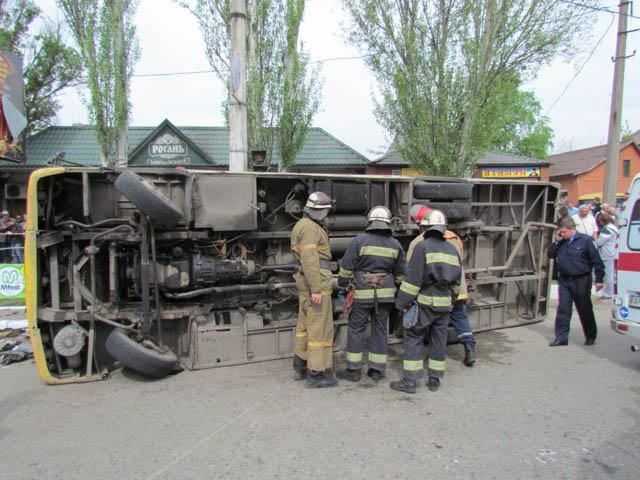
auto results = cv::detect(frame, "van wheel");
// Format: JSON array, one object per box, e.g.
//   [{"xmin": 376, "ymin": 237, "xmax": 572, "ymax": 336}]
[
  {"xmin": 427, "ymin": 202, "xmax": 472, "ymax": 221},
  {"xmin": 106, "ymin": 329, "xmax": 178, "ymax": 379},
  {"xmin": 114, "ymin": 170, "xmax": 183, "ymax": 227},
  {"xmin": 414, "ymin": 182, "xmax": 472, "ymax": 201}
]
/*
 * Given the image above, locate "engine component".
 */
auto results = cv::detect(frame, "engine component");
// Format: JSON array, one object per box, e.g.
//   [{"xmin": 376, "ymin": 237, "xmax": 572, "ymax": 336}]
[
  {"xmin": 154, "ymin": 254, "xmax": 256, "ymax": 291},
  {"xmin": 53, "ymin": 324, "xmax": 87, "ymax": 357}
]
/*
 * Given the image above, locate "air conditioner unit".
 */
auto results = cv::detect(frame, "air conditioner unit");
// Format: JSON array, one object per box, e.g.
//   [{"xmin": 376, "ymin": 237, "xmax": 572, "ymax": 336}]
[{"xmin": 4, "ymin": 183, "xmax": 26, "ymax": 199}]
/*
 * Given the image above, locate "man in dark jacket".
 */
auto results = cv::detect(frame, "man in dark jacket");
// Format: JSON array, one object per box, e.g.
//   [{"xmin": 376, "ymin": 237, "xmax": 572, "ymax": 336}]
[
  {"xmin": 391, "ymin": 210, "xmax": 461, "ymax": 394},
  {"xmin": 336, "ymin": 206, "xmax": 406, "ymax": 382},
  {"xmin": 548, "ymin": 217, "xmax": 604, "ymax": 346}
]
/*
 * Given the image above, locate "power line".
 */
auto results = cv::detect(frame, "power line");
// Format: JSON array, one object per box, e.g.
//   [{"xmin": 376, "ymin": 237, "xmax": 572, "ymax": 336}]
[
  {"xmin": 545, "ymin": 12, "xmax": 616, "ymax": 115},
  {"xmin": 130, "ymin": 55, "xmax": 368, "ymax": 78},
  {"xmin": 558, "ymin": 0, "xmax": 640, "ymax": 20}
]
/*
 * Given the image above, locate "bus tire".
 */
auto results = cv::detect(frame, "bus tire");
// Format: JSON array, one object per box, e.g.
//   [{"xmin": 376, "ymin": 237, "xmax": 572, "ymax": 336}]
[
  {"xmin": 414, "ymin": 182, "xmax": 472, "ymax": 201},
  {"xmin": 114, "ymin": 170, "xmax": 183, "ymax": 227},
  {"xmin": 427, "ymin": 202, "xmax": 472, "ymax": 221},
  {"xmin": 106, "ymin": 329, "xmax": 178, "ymax": 379}
]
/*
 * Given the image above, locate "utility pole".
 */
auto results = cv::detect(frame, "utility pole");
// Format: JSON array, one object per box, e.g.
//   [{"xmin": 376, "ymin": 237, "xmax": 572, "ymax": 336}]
[
  {"xmin": 229, "ymin": 0, "xmax": 248, "ymax": 172},
  {"xmin": 603, "ymin": 0, "xmax": 631, "ymax": 206}
]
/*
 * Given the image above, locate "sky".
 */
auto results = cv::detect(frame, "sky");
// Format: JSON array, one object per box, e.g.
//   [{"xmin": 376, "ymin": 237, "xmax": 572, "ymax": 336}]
[{"xmin": 40, "ymin": 0, "xmax": 640, "ymax": 160}]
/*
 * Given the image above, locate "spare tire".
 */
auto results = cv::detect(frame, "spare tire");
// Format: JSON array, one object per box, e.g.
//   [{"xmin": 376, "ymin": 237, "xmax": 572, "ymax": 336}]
[
  {"xmin": 106, "ymin": 329, "xmax": 178, "ymax": 379},
  {"xmin": 114, "ymin": 170, "xmax": 183, "ymax": 227},
  {"xmin": 428, "ymin": 202, "xmax": 472, "ymax": 221},
  {"xmin": 414, "ymin": 182, "xmax": 472, "ymax": 201}
]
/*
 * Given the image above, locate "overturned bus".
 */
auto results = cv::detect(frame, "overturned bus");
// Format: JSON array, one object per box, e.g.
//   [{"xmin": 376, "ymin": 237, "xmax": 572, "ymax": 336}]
[{"xmin": 25, "ymin": 167, "xmax": 558, "ymax": 384}]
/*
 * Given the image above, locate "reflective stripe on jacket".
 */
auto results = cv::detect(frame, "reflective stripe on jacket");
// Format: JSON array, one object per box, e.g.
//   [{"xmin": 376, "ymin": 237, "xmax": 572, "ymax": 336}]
[
  {"xmin": 338, "ymin": 231, "xmax": 406, "ymax": 304},
  {"xmin": 408, "ymin": 230, "xmax": 468, "ymax": 300},
  {"xmin": 396, "ymin": 235, "xmax": 461, "ymax": 312}
]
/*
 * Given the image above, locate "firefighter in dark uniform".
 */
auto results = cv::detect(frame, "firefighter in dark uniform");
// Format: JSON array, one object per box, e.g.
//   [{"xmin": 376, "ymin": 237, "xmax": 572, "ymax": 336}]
[
  {"xmin": 291, "ymin": 191, "xmax": 338, "ymax": 388},
  {"xmin": 391, "ymin": 210, "xmax": 461, "ymax": 393},
  {"xmin": 548, "ymin": 217, "xmax": 604, "ymax": 346},
  {"xmin": 407, "ymin": 206, "xmax": 476, "ymax": 366},
  {"xmin": 336, "ymin": 206, "xmax": 406, "ymax": 382}
]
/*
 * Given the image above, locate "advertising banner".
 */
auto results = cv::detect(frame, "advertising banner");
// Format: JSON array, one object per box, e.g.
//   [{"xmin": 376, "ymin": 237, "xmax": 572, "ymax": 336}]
[{"xmin": 0, "ymin": 264, "xmax": 25, "ymax": 301}]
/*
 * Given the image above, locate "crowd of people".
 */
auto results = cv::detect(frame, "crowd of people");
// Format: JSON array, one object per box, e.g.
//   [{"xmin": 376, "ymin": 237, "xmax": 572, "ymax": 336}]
[
  {"xmin": 556, "ymin": 194, "xmax": 620, "ymax": 299},
  {"xmin": 0, "ymin": 210, "xmax": 25, "ymax": 264}
]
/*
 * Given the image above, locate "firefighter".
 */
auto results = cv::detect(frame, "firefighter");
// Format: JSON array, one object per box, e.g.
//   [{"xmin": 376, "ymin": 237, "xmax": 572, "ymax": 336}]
[
  {"xmin": 291, "ymin": 191, "xmax": 337, "ymax": 388},
  {"xmin": 391, "ymin": 210, "xmax": 461, "ymax": 393},
  {"xmin": 336, "ymin": 206, "xmax": 406, "ymax": 382},
  {"xmin": 407, "ymin": 206, "xmax": 476, "ymax": 366}
]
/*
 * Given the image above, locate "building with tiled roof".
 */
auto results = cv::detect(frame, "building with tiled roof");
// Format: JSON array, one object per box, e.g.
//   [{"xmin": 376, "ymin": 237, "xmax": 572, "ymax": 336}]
[
  {"xmin": 367, "ymin": 148, "xmax": 549, "ymax": 180},
  {"xmin": 548, "ymin": 140, "xmax": 640, "ymax": 203},
  {"xmin": 22, "ymin": 119, "xmax": 370, "ymax": 172}
]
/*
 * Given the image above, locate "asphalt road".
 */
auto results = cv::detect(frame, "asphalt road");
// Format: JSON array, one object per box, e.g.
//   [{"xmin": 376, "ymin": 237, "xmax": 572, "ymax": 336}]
[{"xmin": 1, "ymin": 298, "xmax": 639, "ymax": 480}]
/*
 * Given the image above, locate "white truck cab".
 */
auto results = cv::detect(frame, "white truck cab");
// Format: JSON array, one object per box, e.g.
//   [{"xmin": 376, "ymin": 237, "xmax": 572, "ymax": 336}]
[{"xmin": 612, "ymin": 172, "xmax": 640, "ymax": 351}]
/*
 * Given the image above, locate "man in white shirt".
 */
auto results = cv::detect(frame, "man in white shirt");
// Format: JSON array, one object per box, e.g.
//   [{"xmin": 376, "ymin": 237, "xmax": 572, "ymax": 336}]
[{"xmin": 572, "ymin": 204, "xmax": 598, "ymax": 237}]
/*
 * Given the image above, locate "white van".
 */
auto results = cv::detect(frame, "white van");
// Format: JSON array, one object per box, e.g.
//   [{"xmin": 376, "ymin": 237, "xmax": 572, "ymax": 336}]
[{"xmin": 612, "ymin": 172, "xmax": 640, "ymax": 351}]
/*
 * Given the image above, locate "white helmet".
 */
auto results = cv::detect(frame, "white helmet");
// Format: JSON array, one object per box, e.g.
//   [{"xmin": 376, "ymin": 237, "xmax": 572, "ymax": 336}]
[
  {"xmin": 366, "ymin": 206, "xmax": 392, "ymax": 231},
  {"xmin": 305, "ymin": 191, "xmax": 332, "ymax": 210},
  {"xmin": 420, "ymin": 209, "xmax": 447, "ymax": 233},
  {"xmin": 304, "ymin": 191, "xmax": 333, "ymax": 220}
]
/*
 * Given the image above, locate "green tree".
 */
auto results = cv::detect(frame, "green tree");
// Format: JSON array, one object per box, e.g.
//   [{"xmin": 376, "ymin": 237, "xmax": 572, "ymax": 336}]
[
  {"xmin": 179, "ymin": 0, "xmax": 320, "ymax": 169},
  {"xmin": 342, "ymin": 0, "xmax": 596, "ymax": 176},
  {"xmin": 58, "ymin": 0, "xmax": 139, "ymax": 167},
  {"xmin": 0, "ymin": 0, "xmax": 83, "ymax": 135}
]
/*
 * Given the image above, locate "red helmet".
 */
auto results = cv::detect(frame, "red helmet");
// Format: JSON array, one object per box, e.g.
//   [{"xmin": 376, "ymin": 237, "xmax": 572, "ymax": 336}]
[{"xmin": 410, "ymin": 204, "xmax": 432, "ymax": 224}]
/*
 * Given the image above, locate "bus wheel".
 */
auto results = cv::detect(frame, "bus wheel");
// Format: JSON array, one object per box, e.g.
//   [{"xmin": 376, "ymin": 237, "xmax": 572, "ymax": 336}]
[
  {"xmin": 114, "ymin": 170, "xmax": 183, "ymax": 227},
  {"xmin": 106, "ymin": 329, "xmax": 179, "ymax": 379}
]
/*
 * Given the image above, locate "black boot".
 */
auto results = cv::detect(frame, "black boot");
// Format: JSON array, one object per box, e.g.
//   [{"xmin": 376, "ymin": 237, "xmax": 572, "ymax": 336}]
[
  {"xmin": 336, "ymin": 368, "xmax": 362, "ymax": 382},
  {"xmin": 305, "ymin": 371, "xmax": 338, "ymax": 388},
  {"xmin": 463, "ymin": 342, "xmax": 476, "ymax": 367},
  {"xmin": 366, "ymin": 368, "xmax": 383, "ymax": 381},
  {"xmin": 389, "ymin": 378, "xmax": 416, "ymax": 394},
  {"xmin": 427, "ymin": 377, "xmax": 440, "ymax": 391},
  {"xmin": 293, "ymin": 368, "xmax": 307, "ymax": 381}
]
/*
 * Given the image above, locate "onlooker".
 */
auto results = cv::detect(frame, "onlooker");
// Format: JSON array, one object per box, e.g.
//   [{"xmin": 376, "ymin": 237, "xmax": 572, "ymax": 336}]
[
  {"xmin": 10, "ymin": 213, "xmax": 25, "ymax": 263},
  {"xmin": 572, "ymin": 204, "xmax": 598, "ymax": 237},
  {"xmin": 0, "ymin": 210, "xmax": 15, "ymax": 263},
  {"xmin": 548, "ymin": 217, "xmax": 604, "ymax": 346},
  {"xmin": 595, "ymin": 213, "xmax": 618, "ymax": 300},
  {"xmin": 557, "ymin": 205, "xmax": 569, "ymax": 223},
  {"xmin": 567, "ymin": 201, "xmax": 579, "ymax": 216},
  {"xmin": 591, "ymin": 196, "xmax": 602, "ymax": 216}
]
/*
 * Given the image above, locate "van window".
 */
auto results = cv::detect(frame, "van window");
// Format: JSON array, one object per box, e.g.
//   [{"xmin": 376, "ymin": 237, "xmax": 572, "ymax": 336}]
[{"xmin": 628, "ymin": 200, "xmax": 640, "ymax": 250}]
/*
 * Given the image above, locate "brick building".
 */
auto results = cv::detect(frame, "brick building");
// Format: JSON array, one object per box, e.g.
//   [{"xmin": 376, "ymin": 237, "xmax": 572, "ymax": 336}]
[{"xmin": 548, "ymin": 140, "xmax": 640, "ymax": 204}]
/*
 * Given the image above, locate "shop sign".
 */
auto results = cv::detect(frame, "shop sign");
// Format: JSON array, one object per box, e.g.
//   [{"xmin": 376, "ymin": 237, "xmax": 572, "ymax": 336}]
[
  {"xmin": 481, "ymin": 167, "xmax": 541, "ymax": 178},
  {"xmin": 147, "ymin": 133, "xmax": 191, "ymax": 165}
]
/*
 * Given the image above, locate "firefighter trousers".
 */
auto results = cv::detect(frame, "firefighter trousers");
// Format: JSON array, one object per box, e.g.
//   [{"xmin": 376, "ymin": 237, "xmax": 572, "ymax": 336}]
[
  {"xmin": 450, "ymin": 300, "xmax": 476, "ymax": 346},
  {"xmin": 402, "ymin": 307, "xmax": 448, "ymax": 380},
  {"xmin": 345, "ymin": 302, "xmax": 391, "ymax": 372},
  {"xmin": 294, "ymin": 272, "xmax": 334, "ymax": 372}
]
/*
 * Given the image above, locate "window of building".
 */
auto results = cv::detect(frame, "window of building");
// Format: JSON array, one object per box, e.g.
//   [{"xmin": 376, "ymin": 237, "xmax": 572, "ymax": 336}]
[
  {"xmin": 623, "ymin": 159, "xmax": 630, "ymax": 177},
  {"xmin": 391, "ymin": 169, "xmax": 401, "ymax": 176}
]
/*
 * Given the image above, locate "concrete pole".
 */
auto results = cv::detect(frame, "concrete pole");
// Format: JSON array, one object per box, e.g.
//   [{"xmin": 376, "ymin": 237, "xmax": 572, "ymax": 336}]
[
  {"xmin": 229, "ymin": 0, "xmax": 248, "ymax": 172},
  {"xmin": 603, "ymin": 1, "xmax": 630, "ymax": 206}
]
